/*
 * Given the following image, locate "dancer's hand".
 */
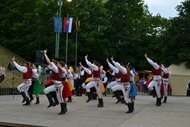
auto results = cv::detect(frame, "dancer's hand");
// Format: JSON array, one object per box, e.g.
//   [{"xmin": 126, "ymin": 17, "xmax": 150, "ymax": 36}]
[
  {"xmin": 85, "ymin": 55, "xmax": 88, "ymax": 59},
  {"xmin": 106, "ymin": 58, "xmax": 109, "ymax": 62},
  {"xmin": 144, "ymin": 53, "xmax": 148, "ymax": 58},
  {"xmin": 44, "ymin": 49, "xmax": 47, "ymax": 54},
  {"xmin": 12, "ymin": 57, "xmax": 15, "ymax": 61}
]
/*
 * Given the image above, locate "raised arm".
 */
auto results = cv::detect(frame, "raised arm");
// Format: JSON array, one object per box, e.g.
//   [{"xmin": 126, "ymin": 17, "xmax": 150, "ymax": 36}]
[
  {"xmin": 85, "ymin": 55, "xmax": 98, "ymax": 71},
  {"xmin": 106, "ymin": 58, "xmax": 119, "ymax": 73},
  {"xmin": 79, "ymin": 62, "xmax": 92, "ymax": 75},
  {"xmin": 44, "ymin": 49, "xmax": 53, "ymax": 66},
  {"xmin": 144, "ymin": 54, "xmax": 159, "ymax": 70},
  {"xmin": 12, "ymin": 57, "xmax": 27, "ymax": 73},
  {"xmin": 111, "ymin": 58, "xmax": 127, "ymax": 74},
  {"xmin": 57, "ymin": 64, "xmax": 68, "ymax": 76}
]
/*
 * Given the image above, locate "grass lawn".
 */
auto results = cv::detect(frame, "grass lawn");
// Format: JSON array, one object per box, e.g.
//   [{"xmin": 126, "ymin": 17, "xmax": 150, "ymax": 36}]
[{"xmin": 0, "ymin": 45, "xmax": 25, "ymax": 88}]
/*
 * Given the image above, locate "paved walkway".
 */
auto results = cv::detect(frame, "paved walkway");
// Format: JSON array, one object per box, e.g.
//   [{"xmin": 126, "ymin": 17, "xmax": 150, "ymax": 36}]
[{"xmin": 0, "ymin": 95, "xmax": 190, "ymax": 127}]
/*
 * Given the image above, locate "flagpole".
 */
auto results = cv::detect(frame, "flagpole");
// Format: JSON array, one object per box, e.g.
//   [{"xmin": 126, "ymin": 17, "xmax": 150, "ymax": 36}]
[
  {"xmin": 55, "ymin": 11, "xmax": 58, "ymax": 58},
  {"xmin": 65, "ymin": 13, "xmax": 69, "ymax": 64},
  {"xmin": 66, "ymin": 32, "xmax": 68, "ymax": 64},
  {"xmin": 57, "ymin": 1, "xmax": 63, "ymax": 58},
  {"xmin": 75, "ymin": 16, "xmax": 78, "ymax": 66}
]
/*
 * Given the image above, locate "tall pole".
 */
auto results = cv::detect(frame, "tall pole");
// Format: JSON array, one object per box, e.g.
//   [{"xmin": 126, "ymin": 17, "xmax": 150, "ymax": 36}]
[
  {"xmin": 65, "ymin": 13, "xmax": 69, "ymax": 64},
  {"xmin": 64, "ymin": 0, "xmax": 72, "ymax": 64},
  {"xmin": 57, "ymin": 0, "xmax": 63, "ymax": 59},
  {"xmin": 75, "ymin": 17, "xmax": 78, "ymax": 66},
  {"xmin": 66, "ymin": 32, "xmax": 68, "ymax": 64},
  {"xmin": 55, "ymin": 11, "xmax": 58, "ymax": 58}
]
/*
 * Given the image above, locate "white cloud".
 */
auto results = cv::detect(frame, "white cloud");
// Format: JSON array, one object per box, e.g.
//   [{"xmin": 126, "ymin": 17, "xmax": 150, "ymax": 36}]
[{"xmin": 144, "ymin": 0, "xmax": 184, "ymax": 18}]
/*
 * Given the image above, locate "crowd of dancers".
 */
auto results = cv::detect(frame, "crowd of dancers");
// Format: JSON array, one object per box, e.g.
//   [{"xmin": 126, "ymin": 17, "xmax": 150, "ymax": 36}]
[{"xmin": 10, "ymin": 50, "xmax": 171, "ymax": 115}]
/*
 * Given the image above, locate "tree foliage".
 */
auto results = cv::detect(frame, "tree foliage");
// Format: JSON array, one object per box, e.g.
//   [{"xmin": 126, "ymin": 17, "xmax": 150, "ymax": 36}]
[
  {"xmin": 1, "ymin": 0, "xmax": 189, "ymax": 70},
  {"xmin": 160, "ymin": 0, "xmax": 190, "ymax": 67}
]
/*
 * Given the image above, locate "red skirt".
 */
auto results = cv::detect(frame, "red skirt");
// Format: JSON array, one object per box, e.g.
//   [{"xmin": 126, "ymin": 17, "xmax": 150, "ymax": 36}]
[
  {"xmin": 62, "ymin": 81, "xmax": 72, "ymax": 98},
  {"xmin": 160, "ymin": 81, "xmax": 172, "ymax": 94}
]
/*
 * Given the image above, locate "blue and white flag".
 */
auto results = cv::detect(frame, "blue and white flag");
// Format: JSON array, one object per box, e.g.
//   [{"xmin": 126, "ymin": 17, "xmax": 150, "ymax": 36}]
[{"xmin": 64, "ymin": 17, "xmax": 73, "ymax": 33}]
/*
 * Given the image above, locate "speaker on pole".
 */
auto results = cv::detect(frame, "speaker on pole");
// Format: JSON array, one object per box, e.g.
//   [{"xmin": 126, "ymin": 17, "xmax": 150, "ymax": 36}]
[{"xmin": 35, "ymin": 50, "xmax": 44, "ymax": 66}]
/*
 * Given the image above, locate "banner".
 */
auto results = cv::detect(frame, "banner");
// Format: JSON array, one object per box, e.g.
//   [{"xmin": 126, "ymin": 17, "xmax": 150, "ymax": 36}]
[
  {"xmin": 54, "ymin": 16, "xmax": 62, "ymax": 33},
  {"xmin": 64, "ymin": 17, "xmax": 73, "ymax": 33},
  {"xmin": 76, "ymin": 20, "xmax": 80, "ymax": 31}
]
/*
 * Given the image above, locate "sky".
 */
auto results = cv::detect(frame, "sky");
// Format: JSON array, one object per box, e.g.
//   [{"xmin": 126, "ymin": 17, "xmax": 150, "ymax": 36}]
[{"xmin": 144, "ymin": 0, "xmax": 184, "ymax": 18}]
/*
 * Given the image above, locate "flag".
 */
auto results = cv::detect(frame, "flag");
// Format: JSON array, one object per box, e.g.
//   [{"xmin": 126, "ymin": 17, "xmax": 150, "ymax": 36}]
[
  {"xmin": 64, "ymin": 17, "xmax": 73, "ymax": 33},
  {"xmin": 54, "ymin": 16, "xmax": 62, "ymax": 33},
  {"xmin": 76, "ymin": 20, "xmax": 80, "ymax": 31}
]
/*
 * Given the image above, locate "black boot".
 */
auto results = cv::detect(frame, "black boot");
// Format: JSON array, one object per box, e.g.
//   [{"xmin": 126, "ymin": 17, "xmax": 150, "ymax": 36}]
[
  {"xmin": 163, "ymin": 97, "xmax": 167, "ymax": 103},
  {"xmin": 23, "ymin": 97, "xmax": 30, "ymax": 105},
  {"xmin": 67, "ymin": 96, "xmax": 72, "ymax": 102},
  {"xmin": 35, "ymin": 96, "xmax": 40, "ymax": 104},
  {"xmin": 156, "ymin": 97, "xmax": 162, "ymax": 106},
  {"xmin": 51, "ymin": 91, "xmax": 59, "ymax": 105},
  {"xmin": 20, "ymin": 92, "xmax": 30, "ymax": 105},
  {"xmin": 46, "ymin": 93, "xmax": 56, "ymax": 108},
  {"xmin": 92, "ymin": 93, "xmax": 97, "ymax": 100},
  {"xmin": 65, "ymin": 103, "xmax": 68, "ymax": 112},
  {"xmin": 58, "ymin": 103, "xmax": 66, "ymax": 115},
  {"xmin": 126, "ymin": 103, "xmax": 133, "ymax": 113},
  {"xmin": 152, "ymin": 87, "xmax": 157, "ymax": 98},
  {"xmin": 119, "ymin": 91, "xmax": 125, "ymax": 104},
  {"xmin": 20, "ymin": 92, "xmax": 27, "ymax": 103},
  {"xmin": 86, "ymin": 92, "xmax": 91, "ymax": 103},
  {"xmin": 97, "ymin": 98, "xmax": 104, "ymax": 108},
  {"xmin": 29, "ymin": 93, "xmax": 34, "ymax": 103},
  {"xmin": 113, "ymin": 91, "xmax": 121, "ymax": 104},
  {"xmin": 131, "ymin": 102, "xmax": 134, "ymax": 112}
]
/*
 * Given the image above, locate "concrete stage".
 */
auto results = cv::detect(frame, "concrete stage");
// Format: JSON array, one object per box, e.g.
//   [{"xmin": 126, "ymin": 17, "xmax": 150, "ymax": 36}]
[{"xmin": 0, "ymin": 95, "xmax": 189, "ymax": 127}]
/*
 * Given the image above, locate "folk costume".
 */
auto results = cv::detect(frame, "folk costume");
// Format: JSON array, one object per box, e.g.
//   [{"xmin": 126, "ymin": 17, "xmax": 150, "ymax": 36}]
[
  {"xmin": 84, "ymin": 56, "xmax": 104, "ymax": 107},
  {"xmin": 106, "ymin": 59, "xmax": 124, "ymax": 104},
  {"xmin": 80, "ymin": 63, "xmax": 96, "ymax": 102},
  {"xmin": 12, "ymin": 58, "xmax": 32, "ymax": 105},
  {"xmin": 160, "ymin": 66, "xmax": 171, "ymax": 103},
  {"xmin": 129, "ymin": 67, "xmax": 138, "ymax": 112},
  {"xmin": 58, "ymin": 62, "xmax": 72, "ymax": 113},
  {"xmin": 111, "ymin": 58, "xmax": 133, "ymax": 113},
  {"xmin": 145, "ymin": 54, "xmax": 162, "ymax": 106},
  {"xmin": 31, "ymin": 63, "xmax": 43, "ymax": 104},
  {"xmin": 43, "ymin": 50, "xmax": 66, "ymax": 115}
]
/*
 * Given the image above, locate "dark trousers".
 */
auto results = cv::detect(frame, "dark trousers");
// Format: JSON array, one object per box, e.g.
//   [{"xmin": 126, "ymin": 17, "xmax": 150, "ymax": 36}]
[{"xmin": 74, "ymin": 79, "xmax": 83, "ymax": 96}]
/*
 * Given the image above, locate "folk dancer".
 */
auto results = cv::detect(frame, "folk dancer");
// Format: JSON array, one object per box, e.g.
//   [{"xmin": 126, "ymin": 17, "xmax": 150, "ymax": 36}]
[
  {"xmin": 43, "ymin": 49, "xmax": 66, "ymax": 115},
  {"xmin": 58, "ymin": 61, "xmax": 72, "ymax": 113},
  {"xmin": 84, "ymin": 55, "xmax": 104, "ymax": 107},
  {"xmin": 161, "ymin": 65, "xmax": 171, "ymax": 103},
  {"xmin": 129, "ymin": 65, "xmax": 138, "ymax": 112},
  {"xmin": 106, "ymin": 58, "xmax": 124, "ymax": 104},
  {"xmin": 31, "ymin": 63, "xmax": 43, "ymax": 104},
  {"xmin": 144, "ymin": 53, "xmax": 162, "ymax": 106},
  {"xmin": 79, "ymin": 62, "xmax": 94, "ymax": 102},
  {"xmin": 12, "ymin": 57, "xmax": 32, "ymax": 105},
  {"xmin": 66, "ymin": 66, "xmax": 75, "ymax": 102},
  {"xmin": 111, "ymin": 58, "xmax": 133, "ymax": 113}
]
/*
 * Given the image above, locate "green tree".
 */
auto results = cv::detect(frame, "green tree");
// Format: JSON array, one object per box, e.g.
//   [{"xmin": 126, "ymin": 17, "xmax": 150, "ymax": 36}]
[
  {"xmin": 161, "ymin": 0, "xmax": 190, "ymax": 67},
  {"xmin": 104, "ymin": 0, "xmax": 151, "ymax": 69}
]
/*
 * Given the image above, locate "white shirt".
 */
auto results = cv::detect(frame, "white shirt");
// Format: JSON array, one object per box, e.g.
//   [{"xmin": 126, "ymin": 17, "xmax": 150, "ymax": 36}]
[
  {"xmin": 32, "ymin": 69, "xmax": 39, "ymax": 79},
  {"xmin": 13, "ymin": 61, "xmax": 27, "ymax": 73}
]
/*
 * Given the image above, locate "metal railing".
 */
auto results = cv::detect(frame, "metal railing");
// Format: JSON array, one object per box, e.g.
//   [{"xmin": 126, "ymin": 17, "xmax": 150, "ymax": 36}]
[{"xmin": 0, "ymin": 88, "xmax": 18, "ymax": 95}]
